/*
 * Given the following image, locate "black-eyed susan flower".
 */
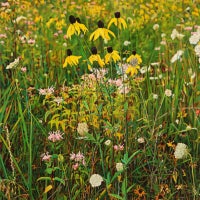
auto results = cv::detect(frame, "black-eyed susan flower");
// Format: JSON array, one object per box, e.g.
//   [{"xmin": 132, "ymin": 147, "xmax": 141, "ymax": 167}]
[
  {"xmin": 126, "ymin": 51, "xmax": 142, "ymax": 76},
  {"xmin": 63, "ymin": 49, "xmax": 82, "ymax": 68},
  {"xmin": 89, "ymin": 20, "xmax": 115, "ymax": 41},
  {"xmin": 108, "ymin": 12, "xmax": 127, "ymax": 30},
  {"xmin": 66, "ymin": 15, "xmax": 88, "ymax": 39},
  {"xmin": 105, "ymin": 46, "xmax": 121, "ymax": 64},
  {"xmin": 88, "ymin": 47, "xmax": 105, "ymax": 70}
]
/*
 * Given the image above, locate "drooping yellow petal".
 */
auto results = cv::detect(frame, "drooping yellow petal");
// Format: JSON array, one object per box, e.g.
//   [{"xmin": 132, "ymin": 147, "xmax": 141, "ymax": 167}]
[
  {"xmin": 79, "ymin": 23, "xmax": 88, "ymax": 34},
  {"xmin": 93, "ymin": 29, "xmax": 101, "ymax": 41},
  {"xmin": 107, "ymin": 29, "xmax": 116, "ymax": 38},
  {"xmin": 74, "ymin": 22, "xmax": 81, "ymax": 35},
  {"xmin": 119, "ymin": 18, "xmax": 127, "ymax": 29},
  {"xmin": 66, "ymin": 24, "xmax": 75, "ymax": 39},
  {"xmin": 107, "ymin": 18, "xmax": 117, "ymax": 29},
  {"xmin": 105, "ymin": 53, "xmax": 111, "ymax": 64}
]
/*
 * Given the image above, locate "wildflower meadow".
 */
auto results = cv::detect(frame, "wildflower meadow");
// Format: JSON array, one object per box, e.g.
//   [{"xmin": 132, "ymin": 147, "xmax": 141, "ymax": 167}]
[{"xmin": 0, "ymin": 0, "xmax": 200, "ymax": 199}]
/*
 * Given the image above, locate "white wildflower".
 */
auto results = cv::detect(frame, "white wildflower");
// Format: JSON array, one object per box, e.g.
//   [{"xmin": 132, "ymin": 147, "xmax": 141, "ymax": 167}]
[
  {"xmin": 77, "ymin": 122, "xmax": 88, "ymax": 136},
  {"xmin": 189, "ymin": 33, "xmax": 200, "ymax": 45},
  {"xmin": 6, "ymin": 57, "xmax": 20, "ymax": 69},
  {"xmin": 165, "ymin": 89, "xmax": 172, "ymax": 97},
  {"xmin": 123, "ymin": 40, "xmax": 131, "ymax": 46},
  {"xmin": 89, "ymin": 174, "xmax": 103, "ymax": 187},
  {"xmin": 16, "ymin": 16, "xmax": 27, "ymax": 24},
  {"xmin": 104, "ymin": 140, "xmax": 111, "ymax": 146},
  {"xmin": 174, "ymin": 143, "xmax": 188, "ymax": 159},
  {"xmin": 194, "ymin": 44, "xmax": 200, "ymax": 56},
  {"xmin": 116, "ymin": 162, "xmax": 124, "ymax": 171},
  {"xmin": 153, "ymin": 24, "xmax": 159, "ymax": 30},
  {"xmin": 170, "ymin": 50, "xmax": 184, "ymax": 63},
  {"xmin": 137, "ymin": 137, "xmax": 145, "ymax": 143}
]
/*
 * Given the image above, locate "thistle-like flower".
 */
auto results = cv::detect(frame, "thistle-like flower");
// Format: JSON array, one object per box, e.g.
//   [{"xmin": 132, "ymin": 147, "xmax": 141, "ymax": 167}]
[
  {"xmin": 108, "ymin": 12, "xmax": 127, "ymax": 30},
  {"xmin": 89, "ymin": 20, "xmax": 115, "ymax": 41}
]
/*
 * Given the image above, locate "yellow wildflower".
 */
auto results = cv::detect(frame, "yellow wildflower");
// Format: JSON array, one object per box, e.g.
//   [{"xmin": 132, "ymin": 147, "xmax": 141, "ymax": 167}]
[
  {"xmin": 108, "ymin": 12, "xmax": 127, "ymax": 30},
  {"xmin": 66, "ymin": 15, "xmax": 88, "ymax": 39},
  {"xmin": 126, "ymin": 51, "xmax": 142, "ymax": 76},
  {"xmin": 88, "ymin": 47, "xmax": 105, "ymax": 70},
  {"xmin": 89, "ymin": 20, "xmax": 115, "ymax": 41},
  {"xmin": 105, "ymin": 47, "xmax": 121, "ymax": 64},
  {"xmin": 63, "ymin": 49, "xmax": 82, "ymax": 68}
]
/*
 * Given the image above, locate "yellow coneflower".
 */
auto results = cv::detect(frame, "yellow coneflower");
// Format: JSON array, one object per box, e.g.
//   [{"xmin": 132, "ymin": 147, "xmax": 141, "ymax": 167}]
[
  {"xmin": 105, "ymin": 46, "xmax": 121, "ymax": 64},
  {"xmin": 66, "ymin": 15, "xmax": 88, "ymax": 39},
  {"xmin": 108, "ymin": 12, "xmax": 127, "ymax": 30},
  {"xmin": 89, "ymin": 20, "xmax": 115, "ymax": 41},
  {"xmin": 63, "ymin": 49, "xmax": 82, "ymax": 68},
  {"xmin": 126, "ymin": 51, "xmax": 142, "ymax": 76},
  {"xmin": 134, "ymin": 185, "xmax": 146, "ymax": 198},
  {"xmin": 127, "ymin": 51, "xmax": 142, "ymax": 64},
  {"xmin": 88, "ymin": 47, "xmax": 105, "ymax": 70}
]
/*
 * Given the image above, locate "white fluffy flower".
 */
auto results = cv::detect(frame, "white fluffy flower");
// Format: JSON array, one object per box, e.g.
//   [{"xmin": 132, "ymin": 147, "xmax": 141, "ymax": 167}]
[
  {"xmin": 165, "ymin": 89, "xmax": 172, "ymax": 97},
  {"xmin": 6, "ymin": 57, "xmax": 20, "ymax": 69},
  {"xmin": 116, "ymin": 162, "xmax": 124, "ymax": 171},
  {"xmin": 137, "ymin": 137, "xmax": 145, "ymax": 143},
  {"xmin": 77, "ymin": 122, "xmax": 88, "ymax": 136},
  {"xmin": 171, "ymin": 29, "xmax": 184, "ymax": 40},
  {"xmin": 153, "ymin": 24, "xmax": 159, "ymax": 30},
  {"xmin": 174, "ymin": 143, "xmax": 188, "ymax": 159},
  {"xmin": 170, "ymin": 50, "xmax": 184, "ymax": 63},
  {"xmin": 104, "ymin": 140, "xmax": 111, "ymax": 146},
  {"xmin": 123, "ymin": 40, "xmax": 131, "ymax": 46},
  {"xmin": 89, "ymin": 174, "xmax": 103, "ymax": 187},
  {"xmin": 194, "ymin": 44, "xmax": 200, "ymax": 57},
  {"xmin": 16, "ymin": 16, "xmax": 27, "ymax": 24},
  {"xmin": 189, "ymin": 33, "xmax": 200, "ymax": 45}
]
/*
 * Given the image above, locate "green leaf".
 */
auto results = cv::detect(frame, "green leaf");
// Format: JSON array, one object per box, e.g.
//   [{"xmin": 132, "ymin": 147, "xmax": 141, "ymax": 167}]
[
  {"xmin": 109, "ymin": 194, "xmax": 123, "ymax": 200},
  {"xmin": 37, "ymin": 177, "xmax": 51, "ymax": 182},
  {"xmin": 124, "ymin": 101, "xmax": 128, "ymax": 112},
  {"xmin": 45, "ymin": 168, "xmax": 53, "ymax": 174},
  {"xmin": 54, "ymin": 177, "xmax": 65, "ymax": 185}
]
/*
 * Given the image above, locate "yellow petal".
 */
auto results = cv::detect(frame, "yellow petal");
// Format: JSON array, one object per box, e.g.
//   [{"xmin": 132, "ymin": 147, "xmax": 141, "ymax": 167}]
[
  {"xmin": 119, "ymin": 18, "xmax": 127, "ymax": 29},
  {"xmin": 44, "ymin": 185, "xmax": 53, "ymax": 194},
  {"xmin": 67, "ymin": 24, "xmax": 75, "ymax": 39},
  {"xmin": 107, "ymin": 18, "xmax": 116, "ymax": 29}
]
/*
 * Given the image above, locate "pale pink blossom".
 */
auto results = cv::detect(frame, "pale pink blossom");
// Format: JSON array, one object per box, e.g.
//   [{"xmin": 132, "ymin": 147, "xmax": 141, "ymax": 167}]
[
  {"xmin": 48, "ymin": 130, "xmax": 63, "ymax": 142},
  {"xmin": 21, "ymin": 67, "xmax": 27, "ymax": 72},
  {"xmin": 72, "ymin": 163, "xmax": 79, "ymax": 170},
  {"xmin": 0, "ymin": 34, "xmax": 7, "ymax": 39},
  {"xmin": 41, "ymin": 152, "xmax": 51, "ymax": 161}
]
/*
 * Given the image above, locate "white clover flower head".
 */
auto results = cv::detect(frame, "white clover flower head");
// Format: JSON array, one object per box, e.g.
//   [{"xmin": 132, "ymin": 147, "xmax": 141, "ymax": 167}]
[
  {"xmin": 165, "ymin": 89, "xmax": 172, "ymax": 97},
  {"xmin": 174, "ymin": 143, "xmax": 188, "ymax": 159},
  {"xmin": 123, "ymin": 40, "xmax": 131, "ymax": 46},
  {"xmin": 152, "ymin": 93, "xmax": 158, "ymax": 99},
  {"xmin": 153, "ymin": 24, "xmax": 159, "ymax": 30},
  {"xmin": 104, "ymin": 139, "xmax": 111, "ymax": 146},
  {"xmin": 89, "ymin": 174, "xmax": 103, "ymax": 187},
  {"xmin": 77, "ymin": 122, "xmax": 89, "ymax": 136},
  {"xmin": 137, "ymin": 137, "xmax": 145, "ymax": 144},
  {"xmin": 116, "ymin": 162, "xmax": 124, "ymax": 171}
]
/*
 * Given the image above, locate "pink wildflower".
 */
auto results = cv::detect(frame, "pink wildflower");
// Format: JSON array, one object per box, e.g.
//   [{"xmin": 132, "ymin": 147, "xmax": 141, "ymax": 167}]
[
  {"xmin": 72, "ymin": 163, "xmax": 79, "ymax": 170},
  {"xmin": 48, "ymin": 130, "xmax": 63, "ymax": 142},
  {"xmin": 41, "ymin": 152, "xmax": 51, "ymax": 161}
]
